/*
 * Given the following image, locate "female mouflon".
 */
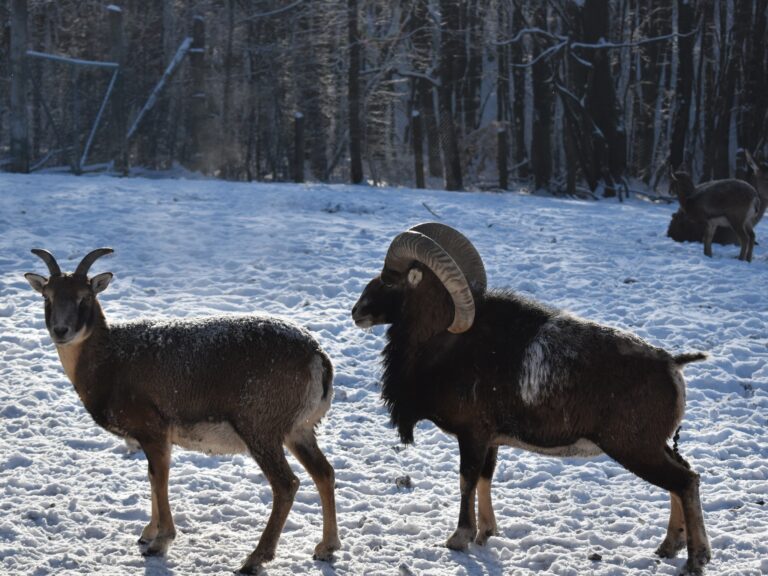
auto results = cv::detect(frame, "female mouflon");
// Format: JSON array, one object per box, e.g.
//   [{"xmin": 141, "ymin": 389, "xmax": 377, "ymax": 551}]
[{"xmin": 26, "ymin": 248, "xmax": 340, "ymax": 574}]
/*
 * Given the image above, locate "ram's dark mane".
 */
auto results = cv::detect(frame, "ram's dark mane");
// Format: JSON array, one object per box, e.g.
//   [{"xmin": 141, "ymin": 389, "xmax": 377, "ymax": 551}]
[{"xmin": 380, "ymin": 288, "xmax": 554, "ymax": 444}]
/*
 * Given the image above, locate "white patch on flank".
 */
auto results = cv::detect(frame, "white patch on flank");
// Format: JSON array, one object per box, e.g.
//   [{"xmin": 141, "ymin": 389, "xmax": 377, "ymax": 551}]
[
  {"xmin": 494, "ymin": 435, "xmax": 603, "ymax": 458},
  {"xmin": 519, "ymin": 317, "xmax": 569, "ymax": 405}
]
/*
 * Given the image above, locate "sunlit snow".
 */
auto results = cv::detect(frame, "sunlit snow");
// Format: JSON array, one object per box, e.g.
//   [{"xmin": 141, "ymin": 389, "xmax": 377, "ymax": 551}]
[{"xmin": 1, "ymin": 173, "xmax": 766, "ymax": 575}]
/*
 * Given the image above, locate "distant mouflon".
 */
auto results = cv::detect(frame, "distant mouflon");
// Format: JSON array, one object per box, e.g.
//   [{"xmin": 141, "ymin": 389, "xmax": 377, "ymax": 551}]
[
  {"xmin": 670, "ymin": 170, "xmax": 759, "ymax": 261},
  {"xmin": 25, "ymin": 248, "xmax": 339, "ymax": 574},
  {"xmin": 352, "ymin": 223, "xmax": 711, "ymax": 575}
]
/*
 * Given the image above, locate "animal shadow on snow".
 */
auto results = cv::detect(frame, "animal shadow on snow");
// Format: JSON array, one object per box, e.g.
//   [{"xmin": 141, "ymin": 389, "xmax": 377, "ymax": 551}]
[{"xmin": 444, "ymin": 543, "xmax": 506, "ymax": 575}]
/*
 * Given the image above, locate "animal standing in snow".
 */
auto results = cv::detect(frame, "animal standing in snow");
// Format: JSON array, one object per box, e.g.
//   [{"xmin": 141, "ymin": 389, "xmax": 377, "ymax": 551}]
[
  {"xmin": 352, "ymin": 223, "xmax": 711, "ymax": 574},
  {"xmin": 670, "ymin": 170, "xmax": 759, "ymax": 261},
  {"xmin": 25, "ymin": 248, "xmax": 340, "ymax": 574}
]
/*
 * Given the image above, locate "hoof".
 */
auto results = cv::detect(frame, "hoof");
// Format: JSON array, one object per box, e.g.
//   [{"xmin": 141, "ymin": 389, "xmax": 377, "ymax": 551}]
[
  {"xmin": 141, "ymin": 534, "xmax": 174, "ymax": 557},
  {"xmin": 474, "ymin": 526, "xmax": 497, "ymax": 546},
  {"xmin": 446, "ymin": 527, "xmax": 475, "ymax": 551},
  {"xmin": 655, "ymin": 538, "xmax": 686, "ymax": 559},
  {"xmin": 139, "ymin": 523, "xmax": 158, "ymax": 545},
  {"xmin": 683, "ymin": 547, "xmax": 712, "ymax": 575},
  {"xmin": 237, "ymin": 564, "xmax": 265, "ymax": 575},
  {"xmin": 313, "ymin": 537, "xmax": 341, "ymax": 561},
  {"xmin": 239, "ymin": 551, "xmax": 274, "ymax": 575}
]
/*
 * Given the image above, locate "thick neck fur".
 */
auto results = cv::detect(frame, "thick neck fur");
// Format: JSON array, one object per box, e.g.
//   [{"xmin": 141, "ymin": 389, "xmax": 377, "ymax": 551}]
[{"xmin": 381, "ymin": 276, "xmax": 459, "ymax": 444}]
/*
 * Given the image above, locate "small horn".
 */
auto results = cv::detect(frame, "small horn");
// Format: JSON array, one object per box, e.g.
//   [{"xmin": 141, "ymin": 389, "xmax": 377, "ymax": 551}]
[
  {"xmin": 409, "ymin": 222, "xmax": 487, "ymax": 294},
  {"xmin": 385, "ymin": 231, "xmax": 475, "ymax": 333},
  {"xmin": 74, "ymin": 248, "xmax": 114, "ymax": 277},
  {"xmin": 31, "ymin": 248, "xmax": 62, "ymax": 276}
]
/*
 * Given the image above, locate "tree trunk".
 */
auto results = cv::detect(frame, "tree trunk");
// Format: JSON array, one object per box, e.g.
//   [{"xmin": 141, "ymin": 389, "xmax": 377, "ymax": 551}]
[
  {"xmin": 712, "ymin": 0, "xmax": 750, "ymax": 179},
  {"xmin": 187, "ymin": 16, "xmax": 206, "ymax": 173},
  {"xmin": 530, "ymin": 4, "xmax": 552, "ymax": 191},
  {"xmin": 496, "ymin": 2, "xmax": 508, "ymax": 190},
  {"xmin": 9, "ymin": 0, "xmax": 29, "ymax": 173},
  {"xmin": 741, "ymin": 0, "xmax": 768, "ymax": 155},
  {"xmin": 694, "ymin": 0, "xmax": 716, "ymax": 178},
  {"xmin": 410, "ymin": 0, "xmax": 442, "ymax": 179},
  {"xmin": 669, "ymin": 0, "xmax": 694, "ymax": 170},
  {"xmin": 632, "ymin": 0, "xmax": 671, "ymax": 183},
  {"xmin": 582, "ymin": 0, "xmax": 625, "ymax": 197},
  {"xmin": 461, "ymin": 0, "xmax": 482, "ymax": 131},
  {"xmin": 293, "ymin": 112, "xmax": 305, "ymax": 183},
  {"xmin": 438, "ymin": 0, "xmax": 463, "ymax": 191},
  {"xmin": 220, "ymin": 0, "xmax": 236, "ymax": 178},
  {"xmin": 109, "ymin": 5, "xmax": 127, "ymax": 174},
  {"xmin": 348, "ymin": 0, "xmax": 363, "ymax": 184},
  {"xmin": 412, "ymin": 111, "xmax": 425, "ymax": 189},
  {"xmin": 511, "ymin": 3, "xmax": 528, "ymax": 178}
]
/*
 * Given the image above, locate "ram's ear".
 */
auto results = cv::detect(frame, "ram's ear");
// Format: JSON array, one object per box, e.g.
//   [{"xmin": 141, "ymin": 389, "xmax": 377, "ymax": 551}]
[{"xmin": 407, "ymin": 267, "xmax": 423, "ymax": 287}]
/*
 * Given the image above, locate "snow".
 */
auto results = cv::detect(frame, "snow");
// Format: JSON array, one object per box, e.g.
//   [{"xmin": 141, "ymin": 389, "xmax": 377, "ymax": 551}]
[{"xmin": 1, "ymin": 173, "xmax": 766, "ymax": 575}]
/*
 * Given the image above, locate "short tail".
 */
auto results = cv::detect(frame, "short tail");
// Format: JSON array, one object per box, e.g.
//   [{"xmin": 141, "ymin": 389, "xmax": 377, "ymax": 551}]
[
  {"xmin": 673, "ymin": 352, "xmax": 707, "ymax": 366},
  {"xmin": 670, "ymin": 427, "xmax": 692, "ymax": 469},
  {"xmin": 320, "ymin": 352, "xmax": 334, "ymax": 400}
]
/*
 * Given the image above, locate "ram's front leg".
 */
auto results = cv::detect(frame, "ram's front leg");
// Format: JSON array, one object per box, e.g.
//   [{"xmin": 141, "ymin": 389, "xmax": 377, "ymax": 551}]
[
  {"xmin": 475, "ymin": 446, "xmax": 498, "ymax": 545},
  {"xmin": 446, "ymin": 435, "xmax": 488, "ymax": 551}
]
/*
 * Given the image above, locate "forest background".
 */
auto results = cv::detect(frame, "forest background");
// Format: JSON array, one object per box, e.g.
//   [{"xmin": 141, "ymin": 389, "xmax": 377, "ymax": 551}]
[{"xmin": 1, "ymin": 0, "xmax": 767, "ymax": 198}]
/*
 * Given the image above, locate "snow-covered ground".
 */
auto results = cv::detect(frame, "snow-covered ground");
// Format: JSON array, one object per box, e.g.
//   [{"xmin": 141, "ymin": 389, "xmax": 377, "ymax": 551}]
[{"xmin": 1, "ymin": 173, "xmax": 766, "ymax": 576}]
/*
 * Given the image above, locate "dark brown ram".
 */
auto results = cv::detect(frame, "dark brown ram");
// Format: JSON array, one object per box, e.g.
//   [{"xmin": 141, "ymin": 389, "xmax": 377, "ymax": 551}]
[{"xmin": 352, "ymin": 223, "xmax": 711, "ymax": 575}]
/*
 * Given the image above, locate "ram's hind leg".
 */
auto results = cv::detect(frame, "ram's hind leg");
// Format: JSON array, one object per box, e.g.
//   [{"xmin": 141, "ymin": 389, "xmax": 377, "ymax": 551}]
[
  {"xmin": 286, "ymin": 427, "xmax": 340, "ymax": 561},
  {"xmin": 475, "ymin": 446, "xmax": 498, "ymax": 546},
  {"xmin": 239, "ymin": 441, "xmax": 299, "ymax": 574},
  {"xmin": 603, "ymin": 444, "xmax": 710, "ymax": 574},
  {"xmin": 656, "ymin": 491, "xmax": 687, "ymax": 558}
]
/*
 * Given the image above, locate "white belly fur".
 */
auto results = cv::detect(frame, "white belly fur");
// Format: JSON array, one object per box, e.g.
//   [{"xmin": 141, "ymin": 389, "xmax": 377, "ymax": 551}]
[
  {"xmin": 170, "ymin": 422, "xmax": 248, "ymax": 455},
  {"xmin": 495, "ymin": 435, "xmax": 603, "ymax": 458}
]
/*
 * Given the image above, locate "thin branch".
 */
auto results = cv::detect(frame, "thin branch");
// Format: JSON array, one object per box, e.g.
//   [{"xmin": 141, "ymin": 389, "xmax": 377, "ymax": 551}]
[
  {"xmin": 239, "ymin": 0, "xmax": 304, "ymax": 23},
  {"xmin": 510, "ymin": 41, "xmax": 567, "ymax": 69},
  {"xmin": 422, "ymin": 202, "xmax": 441, "ymax": 219},
  {"xmin": 495, "ymin": 27, "xmax": 567, "ymax": 46},
  {"xmin": 571, "ymin": 26, "xmax": 699, "ymax": 51}
]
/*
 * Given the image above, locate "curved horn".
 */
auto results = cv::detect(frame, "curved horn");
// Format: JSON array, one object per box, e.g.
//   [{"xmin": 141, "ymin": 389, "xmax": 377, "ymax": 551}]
[
  {"xmin": 74, "ymin": 248, "xmax": 114, "ymax": 277},
  {"xmin": 31, "ymin": 248, "xmax": 62, "ymax": 276},
  {"xmin": 408, "ymin": 222, "xmax": 487, "ymax": 294},
  {"xmin": 384, "ymin": 231, "xmax": 475, "ymax": 333}
]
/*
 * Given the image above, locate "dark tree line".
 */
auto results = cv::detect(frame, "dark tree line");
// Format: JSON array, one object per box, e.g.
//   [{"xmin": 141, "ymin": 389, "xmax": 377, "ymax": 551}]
[{"xmin": 2, "ymin": 0, "xmax": 768, "ymax": 196}]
